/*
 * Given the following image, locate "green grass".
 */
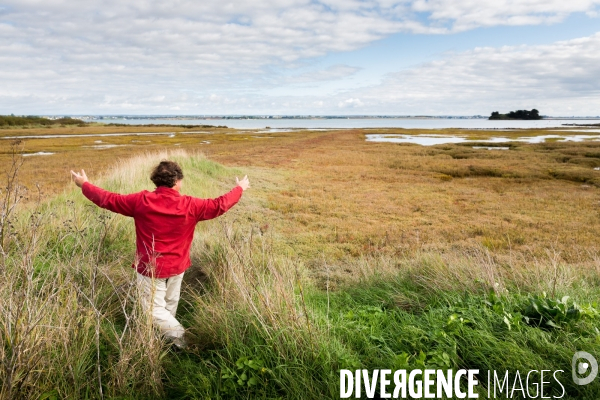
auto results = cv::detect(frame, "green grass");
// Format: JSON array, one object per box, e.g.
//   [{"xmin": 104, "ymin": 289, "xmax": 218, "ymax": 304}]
[{"xmin": 163, "ymin": 270, "xmax": 600, "ymax": 399}]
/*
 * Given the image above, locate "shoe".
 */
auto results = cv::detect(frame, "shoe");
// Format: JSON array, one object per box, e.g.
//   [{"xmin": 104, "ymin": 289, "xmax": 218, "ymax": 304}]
[{"xmin": 170, "ymin": 336, "xmax": 188, "ymax": 351}]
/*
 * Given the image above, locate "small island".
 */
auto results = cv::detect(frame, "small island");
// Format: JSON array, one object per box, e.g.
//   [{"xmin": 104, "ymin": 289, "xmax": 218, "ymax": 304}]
[{"xmin": 489, "ymin": 109, "xmax": 541, "ymax": 120}]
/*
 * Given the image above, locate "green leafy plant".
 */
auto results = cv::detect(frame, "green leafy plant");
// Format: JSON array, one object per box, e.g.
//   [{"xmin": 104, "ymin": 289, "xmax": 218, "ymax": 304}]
[
  {"xmin": 220, "ymin": 357, "xmax": 271, "ymax": 395},
  {"xmin": 337, "ymin": 353, "xmax": 361, "ymax": 370},
  {"xmin": 483, "ymin": 291, "xmax": 524, "ymax": 331},
  {"xmin": 393, "ymin": 348, "xmax": 455, "ymax": 370},
  {"xmin": 522, "ymin": 293, "xmax": 598, "ymax": 329},
  {"xmin": 446, "ymin": 313, "xmax": 473, "ymax": 332}
]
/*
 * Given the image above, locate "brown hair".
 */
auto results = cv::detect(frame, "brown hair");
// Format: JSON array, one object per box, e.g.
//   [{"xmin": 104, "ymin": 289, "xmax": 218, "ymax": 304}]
[{"xmin": 150, "ymin": 160, "xmax": 184, "ymax": 188}]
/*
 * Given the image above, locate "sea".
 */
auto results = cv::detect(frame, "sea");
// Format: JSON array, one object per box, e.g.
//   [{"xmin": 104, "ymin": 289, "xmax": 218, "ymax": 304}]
[{"xmin": 90, "ymin": 117, "xmax": 600, "ymax": 130}]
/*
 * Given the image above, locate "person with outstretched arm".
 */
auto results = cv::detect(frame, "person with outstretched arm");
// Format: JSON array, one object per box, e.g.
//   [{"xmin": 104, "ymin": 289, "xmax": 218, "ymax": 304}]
[{"xmin": 71, "ymin": 160, "xmax": 249, "ymax": 349}]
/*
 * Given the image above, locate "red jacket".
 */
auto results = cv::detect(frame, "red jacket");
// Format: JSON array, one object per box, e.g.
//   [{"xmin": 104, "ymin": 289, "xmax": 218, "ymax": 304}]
[{"xmin": 82, "ymin": 182, "xmax": 243, "ymax": 278}]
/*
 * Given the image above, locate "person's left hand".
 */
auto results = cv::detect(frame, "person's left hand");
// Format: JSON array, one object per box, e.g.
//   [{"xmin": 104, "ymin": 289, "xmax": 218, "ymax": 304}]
[
  {"xmin": 70, "ymin": 169, "xmax": 89, "ymax": 188},
  {"xmin": 236, "ymin": 175, "xmax": 250, "ymax": 191}
]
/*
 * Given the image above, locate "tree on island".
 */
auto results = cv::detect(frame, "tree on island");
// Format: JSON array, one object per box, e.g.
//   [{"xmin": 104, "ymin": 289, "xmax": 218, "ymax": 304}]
[{"xmin": 489, "ymin": 109, "xmax": 541, "ymax": 120}]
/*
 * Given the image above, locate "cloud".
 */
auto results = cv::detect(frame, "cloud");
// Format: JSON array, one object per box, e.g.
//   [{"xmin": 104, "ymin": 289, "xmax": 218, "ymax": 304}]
[
  {"xmin": 338, "ymin": 98, "xmax": 364, "ymax": 108},
  {"xmin": 181, "ymin": 32, "xmax": 600, "ymax": 115},
  {"xmin": 327, "ymin": 32, "xmax": 600, "ymax": 115},
  {"xmin": 287, "ymin": 65, "xmax": 361, "ymax": 84},
  {"xmin": 1, "ymin": 0, "xmax": 600, "ymax": 113},
  {"xmin": 410, "ymin": 0, "xmax": 600, "ymax": 31}
]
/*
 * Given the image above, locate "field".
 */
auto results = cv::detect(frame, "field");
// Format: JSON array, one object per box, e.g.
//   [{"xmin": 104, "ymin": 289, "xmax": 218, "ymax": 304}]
[{"xmin": 1, "ymin": 125, "xmax": 599, "ymax": 399}]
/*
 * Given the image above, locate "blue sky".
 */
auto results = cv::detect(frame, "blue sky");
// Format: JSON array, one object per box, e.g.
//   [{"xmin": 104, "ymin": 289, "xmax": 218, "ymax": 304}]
[{"xmin": 1, "ymin": 1, "xmax": 599, "ymax": 116}]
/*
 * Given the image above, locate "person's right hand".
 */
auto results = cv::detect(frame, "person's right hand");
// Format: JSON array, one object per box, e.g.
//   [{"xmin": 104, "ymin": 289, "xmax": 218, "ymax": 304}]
[
  {"xmin": 70, "ymin": 169, "xmax": 89, "ymax": 188},
  {"xmin": 236, "ymin": 175, "xmax": 250, "ymax": 191}
]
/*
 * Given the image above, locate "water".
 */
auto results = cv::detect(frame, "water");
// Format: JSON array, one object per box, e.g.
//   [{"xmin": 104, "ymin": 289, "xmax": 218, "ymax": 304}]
[
  {"xmin": 94, "ymin": 117, "xmax": 600, "ymax": 130},
  {"xmin": 472, "ymin": 146, "xmax": 510, "ymax": 150},
  {"xmin": 551, "ymin": 129, "xmax": 600, "ymax": 133},
  {"xmin": 366, "ymin": 133, "xmax": 600, "ymax": 146},
  {"xmin": 22, "ymin": 152, "xmax": 54, "ymax": 157},
  {"xmin": 82, "ymin": 144, "xmax": 126, "ymax": 149}
]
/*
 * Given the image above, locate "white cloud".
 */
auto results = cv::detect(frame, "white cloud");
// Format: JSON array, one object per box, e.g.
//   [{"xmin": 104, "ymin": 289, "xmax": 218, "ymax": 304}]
[
  {"xmin": 1, "ymin": 0, "xmax": 600, "ymax": 113},
  {"xmin": 410, "ymin": 0, "xmax": 600, "ymax": 31},
  {"xmin": 326, "ymin": 32, "xmax": 600, "ymax": 115},
  {"xmin": 287, "ymin": 65, "xmax": 361, "ymax": 84},
  {"xmin": 338, "ymin": 98, "xmax": 364, "ymax": 108},
  {"xmin": 188, "ymin": 32, "xmax": 600, "ymax": 115}
]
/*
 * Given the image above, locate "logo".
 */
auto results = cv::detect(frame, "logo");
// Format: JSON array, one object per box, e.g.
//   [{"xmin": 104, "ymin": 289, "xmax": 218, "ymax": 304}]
[{"xmin": 572, "ymin": 351, "xmax": 598, "ymax": 386}]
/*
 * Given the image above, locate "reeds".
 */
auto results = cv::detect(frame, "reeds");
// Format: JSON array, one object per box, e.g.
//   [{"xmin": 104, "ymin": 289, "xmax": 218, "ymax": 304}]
[{"xmin": 0, "ymin": 149, "xmax": 321, "ymax": 398}]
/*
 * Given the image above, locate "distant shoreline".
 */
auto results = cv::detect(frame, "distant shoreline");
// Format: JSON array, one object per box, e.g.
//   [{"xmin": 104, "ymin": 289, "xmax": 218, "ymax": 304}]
[
  {"xmin": 6, "ymin": 114, "xmax": 600, "ymax": 130},
  {"xmin": 39, "ymin": 115, "xmax": 600, "ymax": 121}
]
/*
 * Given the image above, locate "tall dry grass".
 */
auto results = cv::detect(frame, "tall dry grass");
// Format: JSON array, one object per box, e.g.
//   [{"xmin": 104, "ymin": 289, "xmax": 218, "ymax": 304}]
[
  {"xmin": 0, "ymin": 150, "xmax": 212, "ymax": 398},
  {"xmin": 0, "ymin": 149, "xmax": 322, "ymax": 398},
  {"xmin": 0, "ymin": 190, "xmax": 165, "ymax": 399}
]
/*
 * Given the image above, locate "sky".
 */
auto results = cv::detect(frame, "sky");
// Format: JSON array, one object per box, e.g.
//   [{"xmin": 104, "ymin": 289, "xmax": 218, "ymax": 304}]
[{"xmin": 1, "ymin": 0, "xmax": 600, "ymax": 116}]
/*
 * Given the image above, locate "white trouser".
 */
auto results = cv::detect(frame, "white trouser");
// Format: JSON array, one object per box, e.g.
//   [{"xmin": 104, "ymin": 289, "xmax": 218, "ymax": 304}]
[{"xmin": 136, "ymin": 272, "xmax": 185, "ymax": 340}]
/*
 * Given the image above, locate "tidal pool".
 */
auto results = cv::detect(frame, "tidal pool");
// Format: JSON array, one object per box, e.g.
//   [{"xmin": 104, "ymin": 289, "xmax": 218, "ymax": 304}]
[
  {"xmin": 82, "ymin": 144, "xmax": 127, "ymax": 149},
  {"xmin": 366, "ymin": 134, "xmax": 600, "ymax": 146},
  {"xmin": 22, "ymin": 152, "xmax": 54, "ymax": 157}
]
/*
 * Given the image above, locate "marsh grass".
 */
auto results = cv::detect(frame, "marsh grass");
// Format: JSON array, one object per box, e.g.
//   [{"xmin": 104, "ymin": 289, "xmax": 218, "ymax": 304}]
[
  {"xmin": 0, "ymin": 198, "xmax": 165, "ymax": 398},
  {"xmin": 0, "ymin": 149, "xmax": 322, "ymax": 399},
  {"xmin": 1, "ymin": 138, "xmax": 600, "ymax": 398},
  {"xmin": 163, "ymin": 242, "xmax": 600, "ymax": 398}
]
